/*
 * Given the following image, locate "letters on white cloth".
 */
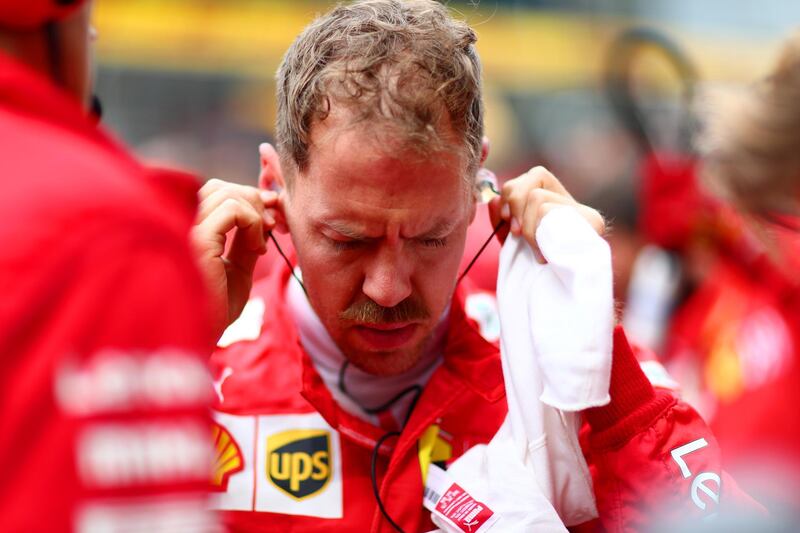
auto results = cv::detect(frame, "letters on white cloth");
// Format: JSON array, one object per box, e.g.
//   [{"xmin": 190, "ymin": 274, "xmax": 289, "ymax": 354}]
[{"xmin": 429, "ymin": 207, "xmax": 614, "ymax": 532}]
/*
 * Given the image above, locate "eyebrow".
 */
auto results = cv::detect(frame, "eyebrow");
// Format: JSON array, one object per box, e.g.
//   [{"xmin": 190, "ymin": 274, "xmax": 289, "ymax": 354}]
[
  {"xmin": 321, "ymin": 217, "xmax": 457, "ymax": 240},
  {"xmin": 417, "ymin": 218, "xmax": 457, "ymax": 239},
  {"xmin": 321, "ymin": 221, "xmax": 372, "ymax": 240}
]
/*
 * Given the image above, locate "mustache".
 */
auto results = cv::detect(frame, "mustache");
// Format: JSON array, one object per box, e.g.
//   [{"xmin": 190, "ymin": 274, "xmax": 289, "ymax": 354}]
[{"xmin": 339, "ymin": 295, "xmax": 431, "ymax": 324}]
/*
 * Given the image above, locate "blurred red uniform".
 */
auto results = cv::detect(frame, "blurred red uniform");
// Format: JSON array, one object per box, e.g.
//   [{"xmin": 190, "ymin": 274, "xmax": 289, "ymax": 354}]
[
  {"xmin": 0, "ymin": 51, "xmax": 215, "ymax": 531},
  {"xmin": 640, "ymin": 153, "xmax": 800, "ymax": 511}
]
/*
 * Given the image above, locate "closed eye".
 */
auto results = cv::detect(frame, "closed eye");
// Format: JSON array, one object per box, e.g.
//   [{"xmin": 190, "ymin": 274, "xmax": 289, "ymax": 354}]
[
  {"xmin": 329, "ymin": 238, "xmax": 363, "ymax": 252},
  {"xmin": 421, "ymin": 237, "xmax": 447, "ymax": 248}
]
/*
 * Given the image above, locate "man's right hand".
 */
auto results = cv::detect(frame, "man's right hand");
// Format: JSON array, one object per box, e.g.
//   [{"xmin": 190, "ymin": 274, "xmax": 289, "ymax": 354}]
[{"xmin": 191, "ymin": 179, "xmax": 278, "ymax": 341}]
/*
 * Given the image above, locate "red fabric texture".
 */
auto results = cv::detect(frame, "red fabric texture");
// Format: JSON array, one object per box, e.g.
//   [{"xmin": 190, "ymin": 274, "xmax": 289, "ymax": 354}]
[
  {"xmin": 583, "ymin": 329, "xmax": 766, "ymax": 531},
  {"xmin": 0, "ymin": 52, "xmax": 213, "ymax": 531}
]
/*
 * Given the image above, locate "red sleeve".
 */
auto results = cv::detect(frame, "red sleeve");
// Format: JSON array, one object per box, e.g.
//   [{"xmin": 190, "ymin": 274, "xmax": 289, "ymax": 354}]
[
  {"xmin": 582, "ymin": 327, "xmax": 766, "ymax": 531},
  {"xmin": 1, "ymin": 218, "xmax": 216, "ymax": 532}
]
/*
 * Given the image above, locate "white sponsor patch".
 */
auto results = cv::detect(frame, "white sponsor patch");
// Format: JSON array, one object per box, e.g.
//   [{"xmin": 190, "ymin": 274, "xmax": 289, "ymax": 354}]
[
  {"xmin": 56, "ymin": 349, "xmax": 211, "ymax": 415},
  {"xmin": 217, "ymin": 298, "xmax": 266, "ymax": 348},
  {"xmin": 209, "ymin": 412, "xmax": 257, "ymax": 512},
  {"xmin": 256, "ymin": 413, "xmax": 343, "ymax": 518},
  {"xmin": 210, "ymin": 411, "xmax": 343, "ymax": 519},
  {"xmin": 76, "ymin": 496, "xmax": 220, "ymax": 533},
  {"xmin": 77, "ymin": 420, "xmax": 211, "ymax": 488}
]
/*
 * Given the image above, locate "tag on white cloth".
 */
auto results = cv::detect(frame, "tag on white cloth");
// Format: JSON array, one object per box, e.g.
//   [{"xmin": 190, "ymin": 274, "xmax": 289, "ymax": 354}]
[
  {"xmin": 425, "ymin": 464, "xmax": 499, "ymax": 533},
  {"xmin": 429, "ymin": 206, "xmax": 614, "ymax": 531},
  {"xmin": 423, "ymin": 463, "xmax": 451, "ymax": 511}
]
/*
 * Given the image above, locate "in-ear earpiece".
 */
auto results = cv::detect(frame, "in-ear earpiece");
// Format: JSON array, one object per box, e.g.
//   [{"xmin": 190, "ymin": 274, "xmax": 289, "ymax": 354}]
[{"xmin": 475, "ymin": 168, "xmax": 499, "ymax": 204}]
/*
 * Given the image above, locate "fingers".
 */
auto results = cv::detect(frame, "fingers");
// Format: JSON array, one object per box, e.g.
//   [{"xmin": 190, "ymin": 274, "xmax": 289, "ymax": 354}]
[
  {"xmin": 577, "ymin": 204, "xmax": 607, "ymax": 236},
  {"xmin": 499, "ymin": 167, "xmax": 582, "ymax": 233},
  {"xmin": 498, "ymin": 165, "xmax": 605, "ymax": 259},
  {"xmin": 197, "ymin": 179, "xmax": 277, "ymax": 224},
  {"xmin": 193, "ymin": 196, "xmax": 267, "ymax": 261},
  {"xmin": 226, "ymin": 221, "xmax": 261, "ymax": 288},
  {"xmin": 519, "ymin": 189, "xmax": 572, "ymax": 240},
  {"xmin": 193, "ymin": 178, "xmax": 282, "ymax": 337},
  {"xmin": 502, "ymin": 166, "xmax": 572, "ymax": 201}
]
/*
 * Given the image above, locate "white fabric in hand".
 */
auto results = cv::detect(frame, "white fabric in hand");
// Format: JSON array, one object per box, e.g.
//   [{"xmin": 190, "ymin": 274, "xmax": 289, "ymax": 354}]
[{"xmin": 431, "ymin": 207, "xmax": 613, "ymax": 532}]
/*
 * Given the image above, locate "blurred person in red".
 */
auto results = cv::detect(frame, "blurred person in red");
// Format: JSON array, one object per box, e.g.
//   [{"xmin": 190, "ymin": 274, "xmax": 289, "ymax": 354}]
[
  {"xmin": 601, "ymin": 28, "xmax": 800, "ymax": 516},
  {"xmin": 193, "ymin": 2, "xmax": 764, "ymax": 531},
  {"xmin": 608, "ymin": 126, "xmax": 800, "ymax": 518},
  {"xmin": 688, "ymin": 29, "xmax": 800, "ymax": 515},
  {"xmin": 0, "ymin": 1, "xmax": 216, "ymax": 531}
]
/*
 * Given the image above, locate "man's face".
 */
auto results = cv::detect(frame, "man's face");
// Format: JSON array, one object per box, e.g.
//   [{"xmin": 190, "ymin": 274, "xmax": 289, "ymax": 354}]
[{"xmin": 284, "ymin": 109, "xmax": 475, "ymax": 376}]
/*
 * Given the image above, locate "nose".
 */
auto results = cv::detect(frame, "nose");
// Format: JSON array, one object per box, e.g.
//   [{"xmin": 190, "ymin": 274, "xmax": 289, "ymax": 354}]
[{"xmin": 361, "ymin": 244, "xmax": 413, "ymax": 309}]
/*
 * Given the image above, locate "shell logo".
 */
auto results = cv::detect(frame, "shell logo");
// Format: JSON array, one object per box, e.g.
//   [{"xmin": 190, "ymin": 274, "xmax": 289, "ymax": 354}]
[{"xmin": 212, "ymin": 422, "xmax": 244, "ymax": 491}]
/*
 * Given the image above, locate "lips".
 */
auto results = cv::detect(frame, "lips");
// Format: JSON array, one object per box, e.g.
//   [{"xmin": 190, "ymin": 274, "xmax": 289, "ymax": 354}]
[{"xmin": 352, "ymin": 323, "xmax": 418, "ymax": 351}]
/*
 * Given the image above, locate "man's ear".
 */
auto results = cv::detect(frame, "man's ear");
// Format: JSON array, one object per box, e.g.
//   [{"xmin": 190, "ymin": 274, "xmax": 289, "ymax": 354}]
[
  {"xmin": 480, "ymin": 136, "xmax": 490, "ymax": 166},
  {"xmin": 259, "ymin": 142, "xmax": 286, "ymax": 191},
  {"xmin": 259, "ymin": 143, "xmax": 290, "ymax": 234}
]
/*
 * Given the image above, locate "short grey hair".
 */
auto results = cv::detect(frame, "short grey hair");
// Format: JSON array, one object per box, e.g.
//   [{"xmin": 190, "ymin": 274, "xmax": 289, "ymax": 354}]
[{"xmin": 275, "ymin": 0, "xmax": 484, "ymax": 182}]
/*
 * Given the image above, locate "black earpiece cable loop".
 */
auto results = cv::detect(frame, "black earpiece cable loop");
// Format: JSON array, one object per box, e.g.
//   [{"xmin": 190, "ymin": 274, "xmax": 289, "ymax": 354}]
[{"xmin": 457, "ymin": 220, "xmax": 506, "ymax": 285}]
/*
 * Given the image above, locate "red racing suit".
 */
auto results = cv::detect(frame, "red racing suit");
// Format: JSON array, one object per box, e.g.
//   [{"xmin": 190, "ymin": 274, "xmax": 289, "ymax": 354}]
[
  {"xmin": 0, "ymin": 53, "xmax": 215, "ymax": 531},
  {"xmin": 209, "ymin": 263, "xmax": 762, "ymax": 532}
]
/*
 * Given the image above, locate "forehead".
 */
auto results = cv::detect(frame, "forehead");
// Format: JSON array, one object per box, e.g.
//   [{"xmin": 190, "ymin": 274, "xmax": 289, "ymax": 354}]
[{"xmin": 295, "ymin": 109, "xmax": 471, "ymax": 227}]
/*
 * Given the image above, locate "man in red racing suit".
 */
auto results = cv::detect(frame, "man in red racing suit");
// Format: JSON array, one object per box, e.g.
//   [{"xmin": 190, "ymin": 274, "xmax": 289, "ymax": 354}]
[
  {"xmin": 0, "ymin": 2, "xmax": 215, "ymax": 530},
  {"xmin": 208, "ymin": 264, "xmax": 761, "ymax": 532},
  {"xmin": 196, "ymin": 1, "xmax": 764, "ymax": 531}
]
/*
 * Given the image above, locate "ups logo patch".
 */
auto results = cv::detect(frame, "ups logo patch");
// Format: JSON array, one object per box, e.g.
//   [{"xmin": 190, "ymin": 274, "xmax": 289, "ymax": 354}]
[{"xmin": 266, "ymin": 429, "xmax": 331, "ymax": 500}]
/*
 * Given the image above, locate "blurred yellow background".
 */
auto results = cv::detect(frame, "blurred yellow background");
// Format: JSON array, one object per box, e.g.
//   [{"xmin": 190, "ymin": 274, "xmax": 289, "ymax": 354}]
[{"xmin": 91, "ymin": 0, "xmax": 792, "ymax": 194}]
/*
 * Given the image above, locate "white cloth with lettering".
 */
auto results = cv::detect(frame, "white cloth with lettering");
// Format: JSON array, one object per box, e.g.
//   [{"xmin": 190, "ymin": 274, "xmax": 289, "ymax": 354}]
[{"xmin": 430, "ymin": 207, "xmax": 614, "ymax": 532}]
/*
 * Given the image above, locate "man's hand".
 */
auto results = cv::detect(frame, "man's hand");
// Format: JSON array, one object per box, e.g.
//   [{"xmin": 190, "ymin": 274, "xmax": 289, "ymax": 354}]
[
  {"xmin": 488, "ymin": 166, "xmax": 605, "ymax": 260},
  {"xmin": 191, "ymin": 179, "xmax": 279, "ymax": 340}
]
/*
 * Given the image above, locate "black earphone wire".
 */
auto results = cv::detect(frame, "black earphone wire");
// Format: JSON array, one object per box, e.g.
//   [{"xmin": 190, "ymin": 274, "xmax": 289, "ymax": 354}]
[
  {"xmin": 268, "ymin": 231, "xmax": 307, "ymax": 296},
  {"xmin": 457, "ymin": 220, "xmax": 506, "ymax": 285},
  {"xmin": 371, "ymin": 431, "xmax": 404, "ymax": 533}
]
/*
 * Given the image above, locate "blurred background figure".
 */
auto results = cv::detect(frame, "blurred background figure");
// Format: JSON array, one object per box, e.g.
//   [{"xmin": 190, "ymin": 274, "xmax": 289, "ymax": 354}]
[
  {"xmin": 697, "ymin": 28, "xmax": 800, "ymax": 522},
  {"xmin": 86, "ymin": 0, "xmax": 800, "ymax": 521},
  {"xmin": 604, "ymin": 23, "xmax": 800, "ymax": 524},
  {"xmin": 0, "ymin": 1, "xmax": 215, "ymax": 531}
]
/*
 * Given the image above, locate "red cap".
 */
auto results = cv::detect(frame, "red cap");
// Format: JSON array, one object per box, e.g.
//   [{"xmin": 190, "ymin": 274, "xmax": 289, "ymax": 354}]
[{"xmin": 0, "ymin": 0, "xmax": 84, "ymax": 30}]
